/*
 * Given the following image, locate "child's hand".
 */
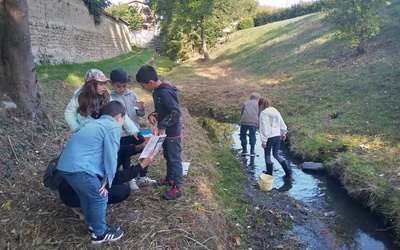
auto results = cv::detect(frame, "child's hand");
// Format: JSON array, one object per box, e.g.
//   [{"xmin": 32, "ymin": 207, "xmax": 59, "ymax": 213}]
[
  {"xmin": 99, "ymin": 180, "xmax": 108, "ymax": 196},
  {"xmin": 135, "ymin": 101, "xmax": 144, "ymax": 110},
  {"xmin": 148, "ymin": 114, "xmax": 157, "ymax": 124},
  {"xmin": 140, "ymin": 150, "xmax": 155, "ymax": 168},
  {"xmin": 158, "ymin": 129, "xmax": 166, "ymax": 135}
]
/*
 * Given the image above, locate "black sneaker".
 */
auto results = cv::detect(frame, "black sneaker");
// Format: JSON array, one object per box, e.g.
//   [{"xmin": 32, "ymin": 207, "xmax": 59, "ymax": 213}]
[
  {"xmin": 88, "ymin": 224, "xmax": 120, "ymax": 234},
  {"xmin": 91, "ymin": 227, "xmax": 123, "ymax": 244},
  {"xmin": 162, "ymin": 185, "xmax": 182, "ymax": 200}
]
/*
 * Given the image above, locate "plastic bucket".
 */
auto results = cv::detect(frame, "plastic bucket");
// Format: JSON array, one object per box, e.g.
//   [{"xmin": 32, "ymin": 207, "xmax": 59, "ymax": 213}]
[{"xmin": 259, "ymin": 174, "xmax": 274, "ymax": 191}]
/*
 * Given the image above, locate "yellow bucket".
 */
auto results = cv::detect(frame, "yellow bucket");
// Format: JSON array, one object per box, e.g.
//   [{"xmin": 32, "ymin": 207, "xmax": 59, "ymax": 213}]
[{"xmin": 259, "ymin": 174, "xmax": 274, "ymax": 191}]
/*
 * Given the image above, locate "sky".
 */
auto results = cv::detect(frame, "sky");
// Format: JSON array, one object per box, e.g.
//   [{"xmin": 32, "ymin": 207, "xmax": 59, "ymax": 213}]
[{"xmin": 109, "ymin": 0, "xmax": 312, "ymax": 8}]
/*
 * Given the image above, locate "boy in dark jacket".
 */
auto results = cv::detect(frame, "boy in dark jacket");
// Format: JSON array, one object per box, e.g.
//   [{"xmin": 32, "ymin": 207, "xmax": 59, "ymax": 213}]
[{"xmin": 136, "ymin": 65, "xmax": 183, "ymax": 200}]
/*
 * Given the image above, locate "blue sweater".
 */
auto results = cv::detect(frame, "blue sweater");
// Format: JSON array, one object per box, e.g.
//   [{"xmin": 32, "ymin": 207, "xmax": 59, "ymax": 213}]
[
  {"xmin": 57, "ymin": 115, "xmax": 122, "ymax": 187},
  {"xmin": 153, "ymin": 82, "xmax": 182, "ymax": 137}
]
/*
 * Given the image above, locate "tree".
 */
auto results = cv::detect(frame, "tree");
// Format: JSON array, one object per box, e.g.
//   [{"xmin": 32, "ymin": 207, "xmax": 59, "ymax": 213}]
[
  {"xmin": 323, "ymin": 0, "xmax": 387, "ymax": 54},
  {"xmin": 0, "ymin": 0, "xmax": 39, "ymax": 114},
  {"xmin": 84, "ymin": 0, "xmax": 111, "ymax": 24},
  {"xmin": 105, "ymin": 3, "xmax": 144, "ymax": 30},
  {"xmin": 149, "ymin": 0, "xmax": 257, "ymax": 61}
]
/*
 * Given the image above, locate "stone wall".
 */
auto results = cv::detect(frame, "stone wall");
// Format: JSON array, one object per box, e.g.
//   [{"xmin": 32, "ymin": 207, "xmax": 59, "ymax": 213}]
[{"xmin": 28, "ymin": 0, "xmax": 131, "ymax": 65}]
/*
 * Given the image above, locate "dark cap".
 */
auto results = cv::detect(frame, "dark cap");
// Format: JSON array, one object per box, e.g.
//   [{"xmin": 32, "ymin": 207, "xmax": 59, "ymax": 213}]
[{"xmin": 110, "ymin": 68, "xmax": 128, "ymax": 83}]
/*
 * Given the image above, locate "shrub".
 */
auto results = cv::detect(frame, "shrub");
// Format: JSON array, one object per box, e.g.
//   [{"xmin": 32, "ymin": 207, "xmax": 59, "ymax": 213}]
[{"xmin": 238, "ymin": 18, "xmax": 254, "ymax": 30}]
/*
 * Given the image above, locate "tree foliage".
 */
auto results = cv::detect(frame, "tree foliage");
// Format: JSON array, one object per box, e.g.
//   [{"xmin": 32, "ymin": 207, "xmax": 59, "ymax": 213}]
[
  {"xmin": 105, "ymin": 3, "xmax": 144, "ymax": 30},
  {"xmin": 238, "ymin": 18, "xmax": 254, "ymax": 30},
  {"xmin": 254, "ymin": 1, "xmax": 323, "ymax": 27},
  {"xmin": 322, "ymin": 0, "xmax": 388, "ymax": 54},
  {"xmin": 83, "ymin": 0, "xmax": 111, "ymax": 24},
  {"xmin": 149, "ymin": 0, "xmax": 258, "ymax": 61}
]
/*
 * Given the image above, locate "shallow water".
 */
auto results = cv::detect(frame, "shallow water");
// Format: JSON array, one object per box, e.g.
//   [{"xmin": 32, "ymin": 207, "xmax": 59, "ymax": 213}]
[{"xmin": 228, "ymin": 124, "xmax": 397, "ymax": 249}]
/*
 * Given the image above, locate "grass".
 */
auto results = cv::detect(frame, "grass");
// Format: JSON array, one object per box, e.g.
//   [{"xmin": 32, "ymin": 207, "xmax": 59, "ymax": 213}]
[{"xmin": 162, "ymin": 0, "xmax": 400, "ymax": 244}]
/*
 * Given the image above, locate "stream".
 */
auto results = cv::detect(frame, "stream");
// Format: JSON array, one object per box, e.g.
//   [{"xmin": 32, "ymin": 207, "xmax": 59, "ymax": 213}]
[{"xmin": 214, "ymin": 121, "xmax": 397, "ymax": 249}]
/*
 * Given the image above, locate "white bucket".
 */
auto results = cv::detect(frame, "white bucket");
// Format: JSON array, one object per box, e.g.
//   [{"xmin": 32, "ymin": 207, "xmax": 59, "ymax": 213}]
[
  {"xmin": 182, "ymin": 162, "xmax": 190, "ymax": 175},
  {"xmin": 259, "ymin": 174, "xmax": 274, "ymax": 191}
]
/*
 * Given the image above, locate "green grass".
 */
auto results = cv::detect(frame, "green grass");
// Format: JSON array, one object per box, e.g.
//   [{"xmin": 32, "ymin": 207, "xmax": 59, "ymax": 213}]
[{"xmin": 162, "ymin": 0, "xmax": 400, "ymax": 244}]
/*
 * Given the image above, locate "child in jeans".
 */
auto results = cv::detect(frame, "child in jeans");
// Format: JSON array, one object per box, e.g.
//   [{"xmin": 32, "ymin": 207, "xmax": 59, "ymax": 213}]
[
  {"xmin": 136, "ymin": 65, "xmax": 183, "ymax": 200},
  {"xmin": 110, "ymin": 68, "xmax": 156, "ymax": 189},
  {"xmin": 57, "ymin": 101, "xmax": 127, "ymax": 244}
]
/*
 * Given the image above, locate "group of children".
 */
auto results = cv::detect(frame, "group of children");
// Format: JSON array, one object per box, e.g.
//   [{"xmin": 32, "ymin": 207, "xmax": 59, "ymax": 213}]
[
  {"xmin": 57, "ymin": 65, "xmax": 183, "ymax": 244},
  {"xmin": 239, "ymin": 92, "xmax": 292, "ymax": 178}
]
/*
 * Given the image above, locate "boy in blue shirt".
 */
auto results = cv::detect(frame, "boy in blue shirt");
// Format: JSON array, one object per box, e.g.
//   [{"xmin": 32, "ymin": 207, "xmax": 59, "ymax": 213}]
[
  {"xmin": 57, "ymin": 101, "xmax": 126, "ymax": 244},
  {"xmin": 136, "ymin": 65, "xmax": 183, "ymax": 200}
]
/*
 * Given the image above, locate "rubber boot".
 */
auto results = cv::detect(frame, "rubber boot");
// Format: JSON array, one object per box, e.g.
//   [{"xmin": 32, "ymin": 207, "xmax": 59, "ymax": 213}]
[
  {"xmin": 263, "ymin": 163, "xmax": 273, "ymax": 175},
  {"xmin": 241, "ymin": 143, "xmax": 248, "ymax": 155},
  {"xmin": 250, "ymin": 144, "xmax": 255, "ymax": 156},
  {"xmin": 280, "ymin": 160, "xmax": 292, "ymax": 179}
]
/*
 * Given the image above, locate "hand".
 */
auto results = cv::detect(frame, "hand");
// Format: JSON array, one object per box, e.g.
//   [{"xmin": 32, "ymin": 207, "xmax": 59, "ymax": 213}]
[
  {"xmin": 140, "ymin": 149, "xmax": 155, "ymax": 168},
  {"xmin": 99, "ymin": 180, "xmax": 108, "ymax": 197},
  {"xmin": 133, "ymin": 133, "xmax": 139, "ymax": 140},
  {"xmin": 281, "ymin": 135, "xmax": 286, "ymax": 141},
  {"xmin": 262, "ymin": 143, "xmax": 266, "ymax": 148},
  {"xmin": 148, "ymin": 114, "xmax": 157, "ymax": 124},
  {"xmin": 158, "ymin": 129, "xmax": 166, "ymax": 135},
  {"xmin": 135, "ymin": 101, "xmax": 144, "ymax": 110}
]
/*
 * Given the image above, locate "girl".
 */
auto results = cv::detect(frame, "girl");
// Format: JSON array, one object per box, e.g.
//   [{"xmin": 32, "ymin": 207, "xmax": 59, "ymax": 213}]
[{"xmin": 258, "ymin": 97, "xmax": 292, "ymax": 178}]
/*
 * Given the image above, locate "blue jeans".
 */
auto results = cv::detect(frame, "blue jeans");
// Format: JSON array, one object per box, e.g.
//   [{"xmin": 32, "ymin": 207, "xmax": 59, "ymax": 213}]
[
  {"xmin": 58, "ymin": 170, "xmax": 108, "ymax": 236},
  {"xmin": 264, "ymin": 136, "xmax": 284, "ymax": 164},
  {"xmin": 240, "ymin": 125, "xmax": 257, "ymax": 150},
  {"xmin": 162, "ymin": 137, "xmax": 183, "ymax": 187}
]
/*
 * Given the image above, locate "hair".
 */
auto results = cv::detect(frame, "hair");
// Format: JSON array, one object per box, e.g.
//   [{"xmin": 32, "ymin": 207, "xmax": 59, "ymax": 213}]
[
  {"xmin": 258, "ymin": 97, "xmax": 271, "ymax": 109},
  {"xmin": 77, "ymin": 80, "xmax": 110, "ymax": 117},
  {"xmin": 136, "ymin": 65, "xmax": 159, "ymax": 84},
  {"xmin": 250, "ymin": 92, "xmax": 261, "ymax": 100},
  {"xmin": 99, "ymin": 100, "xmax": 126, "ymax": 118}
]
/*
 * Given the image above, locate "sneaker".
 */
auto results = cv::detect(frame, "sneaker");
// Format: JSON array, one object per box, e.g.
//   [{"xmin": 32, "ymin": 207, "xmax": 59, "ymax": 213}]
[
  {"xmin": 91, "ymin": 227, "xmax": 124, "ymax": 244},
  {"xmin": 162, "ymin": 185, "xmax": 182, "ymax": 200},
  {"xmin": 89, "ymin": 224, "xmax": 120, "ymax": 234},
  {"xmin": 137, "ymin": 176, "xmax": 157, "ymax": 184},
  {"xmin": 157, "ymin": 178, "xmax": 174, "ymax": 186},
  {"xmin": 129, "ymin": 179, "xmax": 139, "ymax": 190}
]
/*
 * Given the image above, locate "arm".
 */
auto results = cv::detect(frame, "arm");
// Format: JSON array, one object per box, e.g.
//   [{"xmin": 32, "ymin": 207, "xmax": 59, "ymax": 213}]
[
  {"xmin": 64, "ymin": 91, "xmax": 82, "ymax": 133},
  {"xmin": 122, "ymin": 114, "xmax": 140, "ymax": 136},
  {"xmin": 259, "ymin": 112, "xmax": 269, "ymax": 146},
  {"xmin": 158, "ymin": 91, "xmax": 181, "ymax": 130},
  {"xmin": 103, "ymin": 126, "xmax": 122, "ymax": 188},
  {"xmin": 278, "ymin": 112, "xmax": 288, "ymax": 140}
]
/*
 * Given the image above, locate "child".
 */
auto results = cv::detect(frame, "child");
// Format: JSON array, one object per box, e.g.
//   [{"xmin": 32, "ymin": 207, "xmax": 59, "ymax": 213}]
[
  {"xmin": 57, "ymin": 101, "xmax": 126, "ymax": 244},
  {"xmin": 239, "ymin": 92, "xmax": 261, "ymax": 156},
  {"xmin": 258, "ymin": 97, "xmax": 292, "ymax": 178},
  {"xmin": 64, "ymin": 69, "xmax": 139, "ymax": 136},
  {"xmin": 136, "ymin": 65, "xmax": 183, "ymax": 200},
  {"xmin": 110, "ymin": 68, "xmax": 156, "ymax": 189}
]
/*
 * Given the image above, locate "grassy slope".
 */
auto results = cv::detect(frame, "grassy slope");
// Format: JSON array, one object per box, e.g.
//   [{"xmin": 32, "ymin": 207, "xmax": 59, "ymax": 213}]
[{"xmin": 163, "ymin": 1, "xmax": 400, "ymax": 243}]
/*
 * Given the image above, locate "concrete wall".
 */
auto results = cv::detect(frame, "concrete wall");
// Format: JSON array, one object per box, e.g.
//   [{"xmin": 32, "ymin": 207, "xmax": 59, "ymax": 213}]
[{"xmin": 28, "ymin": 0, "xmax": 131, "ymax": 65}]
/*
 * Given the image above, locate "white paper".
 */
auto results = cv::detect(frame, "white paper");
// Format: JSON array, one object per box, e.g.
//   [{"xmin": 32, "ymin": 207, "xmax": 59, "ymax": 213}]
[{"xmin": 139, "ymin": 134, "xmax": 166, "ymax": 159}]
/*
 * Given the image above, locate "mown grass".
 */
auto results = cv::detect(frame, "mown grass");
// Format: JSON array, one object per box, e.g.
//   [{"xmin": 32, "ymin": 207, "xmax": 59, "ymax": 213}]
[{"xmin": 162, "ymin": 0, "xmax": 400, "ymax": 244}]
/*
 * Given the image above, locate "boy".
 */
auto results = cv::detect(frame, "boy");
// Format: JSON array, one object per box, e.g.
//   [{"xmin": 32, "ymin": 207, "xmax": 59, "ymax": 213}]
[
  {"xmin": 136, "ymin": 65, "xmax": 183, "ymax": 200},
  {"xmin": 110, "ymin": 68, "xmax": 156, "ymax": 190},
  {"xmin": 57, "ymin": 101, "xmax": 125, "ymax": 244}
]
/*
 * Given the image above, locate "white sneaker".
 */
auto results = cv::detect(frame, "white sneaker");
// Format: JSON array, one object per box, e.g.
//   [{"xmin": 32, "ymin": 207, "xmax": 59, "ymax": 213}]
[
  {"xmin": 137, "ymin": 176, "xmax": 157, "ymax": 184},
  {"xmin": 129, "ymin": 179, "xmax": 139, "ymax": 190}
]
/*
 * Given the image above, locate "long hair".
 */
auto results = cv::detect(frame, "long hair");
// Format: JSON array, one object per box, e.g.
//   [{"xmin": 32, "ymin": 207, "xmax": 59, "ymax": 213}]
[{"xmin": 77, "ymin": 80, "xmax": 110, "ymax": 117}]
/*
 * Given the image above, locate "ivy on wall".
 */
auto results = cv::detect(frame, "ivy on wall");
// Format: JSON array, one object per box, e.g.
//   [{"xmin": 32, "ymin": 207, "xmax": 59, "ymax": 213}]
[{"xmin": 83, "ymin": 0, "xmax": 111, "ymax": 24}]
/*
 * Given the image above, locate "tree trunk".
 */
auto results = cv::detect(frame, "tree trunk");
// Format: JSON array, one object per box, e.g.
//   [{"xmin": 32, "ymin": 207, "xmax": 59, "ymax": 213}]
[
  {"xmin": 201, "ymin": 16, "xmax": 210, "ymax": 61},
  {"xmin": 0, "ymin": 0, "xmax": 39, "ymax": 115}
]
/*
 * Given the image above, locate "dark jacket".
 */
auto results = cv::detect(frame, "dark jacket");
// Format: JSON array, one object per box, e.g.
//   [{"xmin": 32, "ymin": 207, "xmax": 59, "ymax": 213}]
[{"xmin": 153, "ymin": 82, "xmax": 182, "ymax": 137}]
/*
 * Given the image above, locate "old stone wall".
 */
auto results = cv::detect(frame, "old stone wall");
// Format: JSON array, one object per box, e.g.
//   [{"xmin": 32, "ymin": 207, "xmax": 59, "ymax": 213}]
[{"xmin": 28, "ymin": 0, "xmax": 131, "ymax": 65}]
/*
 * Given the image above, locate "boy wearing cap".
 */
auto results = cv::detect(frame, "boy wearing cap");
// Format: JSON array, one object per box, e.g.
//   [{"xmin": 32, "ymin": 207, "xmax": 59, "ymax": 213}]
[{"xmin": 110, "ymin": 68, "xmax": 156, "ymax": 189}]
